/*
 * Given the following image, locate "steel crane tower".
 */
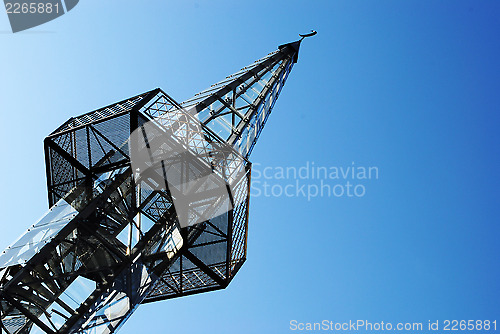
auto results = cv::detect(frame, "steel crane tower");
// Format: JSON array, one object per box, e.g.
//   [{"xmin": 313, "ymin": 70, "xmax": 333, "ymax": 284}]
[{"xmin": 0, "ymin": 34, "xmax": 313, "ymax": 334}]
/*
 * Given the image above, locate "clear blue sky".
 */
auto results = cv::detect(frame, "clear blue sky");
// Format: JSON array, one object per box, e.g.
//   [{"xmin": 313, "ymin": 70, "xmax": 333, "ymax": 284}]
[{"xmin": 1, "ymin": 1, "xmax": 499, "ymax": 333}]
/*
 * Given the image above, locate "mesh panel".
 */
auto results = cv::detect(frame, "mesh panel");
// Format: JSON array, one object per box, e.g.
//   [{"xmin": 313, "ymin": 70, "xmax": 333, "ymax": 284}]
[
  {"xmin": 51, "ymin": 92, "xmax": 149, "ymax": 136},
  {"xmin": 93, "ymin": 113, "xmax": 131, "ymax": 156},
  {"xmin": 46, "ymin": 112, "xmax": 135, "ymax": 206},
  {"xmin": 74, "ymin": 127, "xmax": 90, "ymax": 169},
  {"xmin": 48, "ymin": 145, "xmax": 77, "ymax": 204},
  {"xmin": 230, "ymin": 171, "xmax": 249, "ymax": 275}
]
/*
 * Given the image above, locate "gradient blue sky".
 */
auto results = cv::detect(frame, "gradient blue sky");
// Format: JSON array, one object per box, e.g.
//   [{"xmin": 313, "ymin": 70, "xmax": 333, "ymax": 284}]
[{"xmin": 1, "ymin": 1, "xmax": 499, "ymax": 333}]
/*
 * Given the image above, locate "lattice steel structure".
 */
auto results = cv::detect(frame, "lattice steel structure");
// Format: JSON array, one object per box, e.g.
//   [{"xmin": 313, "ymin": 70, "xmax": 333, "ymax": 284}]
[{"xmin": 0, "ymin": 38, "xmax": 307, "ymax": 334}]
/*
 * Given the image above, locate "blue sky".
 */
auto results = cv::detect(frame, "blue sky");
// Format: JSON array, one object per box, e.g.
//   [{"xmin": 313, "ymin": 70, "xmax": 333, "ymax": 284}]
[{"xmin": 0, "ymin": 1, "xmax": 499, "ymax": 333}]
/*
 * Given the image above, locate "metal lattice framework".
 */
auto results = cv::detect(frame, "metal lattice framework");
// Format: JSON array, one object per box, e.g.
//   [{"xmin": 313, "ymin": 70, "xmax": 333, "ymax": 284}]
[{"xmin": 0, "ymin": 39, "xmax": 304, "ymax": 334}]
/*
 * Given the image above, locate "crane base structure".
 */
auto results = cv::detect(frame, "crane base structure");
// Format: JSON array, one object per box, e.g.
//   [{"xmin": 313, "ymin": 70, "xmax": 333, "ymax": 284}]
[{"xmin": 0, "ymin": 37, "xmax": 309, "ymax": 334}]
